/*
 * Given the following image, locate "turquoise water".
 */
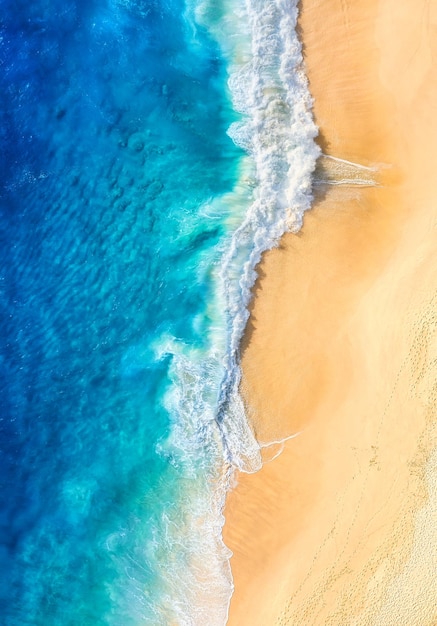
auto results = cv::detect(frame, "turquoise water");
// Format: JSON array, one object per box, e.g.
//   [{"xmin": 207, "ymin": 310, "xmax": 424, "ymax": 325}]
[{"xmin": 0, "ymin": 0, "xmax": 319, "ymax": 623}]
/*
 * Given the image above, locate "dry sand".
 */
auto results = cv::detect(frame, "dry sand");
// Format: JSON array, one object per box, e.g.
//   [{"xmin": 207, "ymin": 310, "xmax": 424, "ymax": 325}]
[{"xmin": 224, "ymin": 0, "xmax": 437, "ymax": 624}]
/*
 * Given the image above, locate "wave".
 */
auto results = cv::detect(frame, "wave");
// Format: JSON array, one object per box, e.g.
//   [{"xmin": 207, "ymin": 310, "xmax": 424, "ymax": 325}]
[
  {"xmin": 209, "ymin": 0, "xmax": 320, "ymax": 471},
  {"xmin": 151, "ymin": 0, "xmax": 320, "ymax": 623}
]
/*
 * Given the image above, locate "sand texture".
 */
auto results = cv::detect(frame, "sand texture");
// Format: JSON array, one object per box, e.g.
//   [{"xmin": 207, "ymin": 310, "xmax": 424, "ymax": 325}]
[{"xmin": 224, "ymin": 0, "xmax": 437, "ymax": 624}]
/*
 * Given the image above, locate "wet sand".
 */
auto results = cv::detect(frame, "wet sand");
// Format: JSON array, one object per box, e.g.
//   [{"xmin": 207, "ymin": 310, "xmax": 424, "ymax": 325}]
[{"xmin": 224, "ymin": 0, "xmax": 437, "ymax": 624}]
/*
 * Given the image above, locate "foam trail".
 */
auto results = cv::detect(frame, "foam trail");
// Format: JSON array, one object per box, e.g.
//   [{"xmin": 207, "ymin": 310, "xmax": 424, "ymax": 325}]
[
  {"xmin": 324, "ymin": 154, "xmax": 377, "ymax": 171},
  {"xmin": 315, "ymin": 153, "xmax": 378, "ymax": 186}
]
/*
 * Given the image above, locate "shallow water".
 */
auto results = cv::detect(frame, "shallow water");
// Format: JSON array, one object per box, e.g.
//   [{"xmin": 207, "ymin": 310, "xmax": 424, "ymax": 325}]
[{"xmin": 0, "ymin": 0, "xmax": 318, "ymax": 623}]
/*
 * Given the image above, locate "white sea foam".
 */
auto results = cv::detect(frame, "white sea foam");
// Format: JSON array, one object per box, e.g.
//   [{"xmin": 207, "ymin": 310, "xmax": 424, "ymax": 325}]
[
  {"xmin": 211, "ymin": 0, "xmax": 320, "ymax": 471},
  {"xmin": 151, "ymin": 0, "xmax": 320, "ymax": 623}
]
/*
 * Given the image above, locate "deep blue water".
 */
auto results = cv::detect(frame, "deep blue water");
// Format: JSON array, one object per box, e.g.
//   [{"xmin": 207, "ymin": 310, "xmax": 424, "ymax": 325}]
[{"xmin": 0, "ymin": 0, "xmax": 242, "ymax": 622}]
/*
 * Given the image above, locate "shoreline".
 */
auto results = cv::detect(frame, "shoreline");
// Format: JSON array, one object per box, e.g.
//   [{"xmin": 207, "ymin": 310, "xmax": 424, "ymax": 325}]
[{"xmin": 224, "ymin": 0, "xmax": 437, "ymax": 624}]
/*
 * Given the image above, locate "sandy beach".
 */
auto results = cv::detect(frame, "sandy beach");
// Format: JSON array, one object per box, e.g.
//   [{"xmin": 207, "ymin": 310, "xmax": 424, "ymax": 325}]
[{"xmin": 224, "ymin": 0, "xmax": 437, "ymax": 624}]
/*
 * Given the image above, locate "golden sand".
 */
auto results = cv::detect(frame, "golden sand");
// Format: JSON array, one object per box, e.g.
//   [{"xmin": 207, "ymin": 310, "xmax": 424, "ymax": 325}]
[{"xmin": 224, "ymin": 0, "xmax": 437, "ymax": 624}]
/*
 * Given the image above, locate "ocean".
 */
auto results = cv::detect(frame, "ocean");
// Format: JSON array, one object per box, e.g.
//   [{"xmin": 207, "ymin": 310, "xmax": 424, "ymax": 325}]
[{"xmin": 0, "ymin": 0, "xmax": 319, "ymax": 624}]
